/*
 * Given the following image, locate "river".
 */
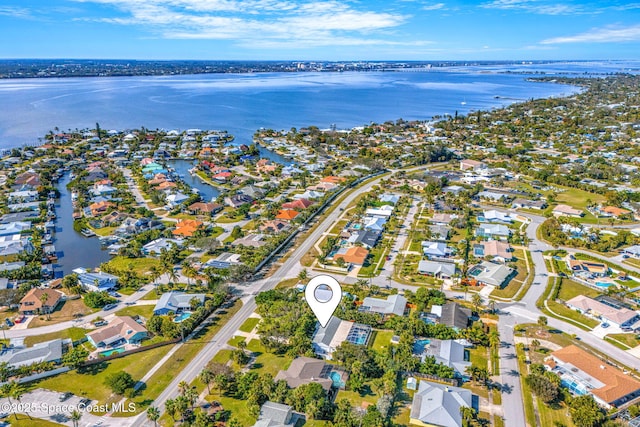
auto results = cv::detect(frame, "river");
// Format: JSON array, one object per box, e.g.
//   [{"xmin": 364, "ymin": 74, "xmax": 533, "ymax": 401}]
[{"xmin": 53, "ymin": 173, "xmax": 111, "ymax": 276}]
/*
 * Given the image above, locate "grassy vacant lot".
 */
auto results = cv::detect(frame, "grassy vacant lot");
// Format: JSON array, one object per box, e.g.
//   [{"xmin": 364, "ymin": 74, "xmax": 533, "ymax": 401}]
[
  {"xmin": 239, "ymin": 317, "xmax": 259, "ymax": 333},
  {"xmin": 28, "ymin": 297, "xmax": 97, "ymax": 329},
  {"xmin": 117, "ymin": 300, "xmax": 243, "ymax": 416},
  {"xmin": 606, "ymin": 333, "xmax": 640, "ymax": 349},
  {"xmin": 546, "ymin": 300, "xmax": 598, "ymax": 329},
  {"xmin": 36, "ymin": 345, "xmax": 172, "ymax": 407},
  {"xmin": 103, "ymin": 256, "xmax": 162, "ymax": 276},
  {"xmin": 114, "ymin": 304, "xmax": 155, "ymax": 319},
  {"xmin": 557, "ymin": 279, "xmax": 600, "ymax": 301},
  {"xmin": 24, "ymin": 327, "xmax": 88, "ymax": 346}
]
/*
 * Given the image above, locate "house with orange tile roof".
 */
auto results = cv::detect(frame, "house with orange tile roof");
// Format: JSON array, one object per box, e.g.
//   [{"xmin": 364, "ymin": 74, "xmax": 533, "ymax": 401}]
[
  {"xmin": 276, "ymin": 210, "xmax": 300, "ymax": 222},
  {"xmin": 281, "ymin": 199, "xmax": 314, "ymax": 210},
  {"xmin": 188, "ymin": 202, "xmax": 223, "ymax": 216},
  {"xmin": 89, "ymin": 201, "xmax": 114, "ymax": 217},
  {"xmin": 172, "ymin": 219, "xmax": 204, "ymax": 237},
  {"xmin": 546, "ymin": 345, "xmax": 640, "ymax": 408},
  {"xmin": 156, "ymin": 181, "xmax": 177, "ymax": 190},
  {"xmin": 333, "ymin": 246, "xmax": 369, "ymax": 266},
  {"xmin": 601, "ymin": 206, "xmax": 631, "ymax": 218},
  {"xmin": 320, "ymin": 176, "xmax": 346, "ymax": 184}
]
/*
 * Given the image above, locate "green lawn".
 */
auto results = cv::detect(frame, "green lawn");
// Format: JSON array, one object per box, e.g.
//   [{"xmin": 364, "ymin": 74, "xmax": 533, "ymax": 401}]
[
  {"xmin": 114, "ymin": 304, "xmax": 155, "ymax": 319},
  {"xmin": 554, "ymin": 186, "xmax": 605, "ymax": 210},
  {"xmin": 4, "ymin": 415, "xmax": 63, "ymax": 426},
  {"xmin": 491, "ymin": 249, "xmax": 528, "ymax": 299},
  {"xmin": 103, "ymin": 256, "xmax": 162, "ymax": 277},
  {"xmin": 36, "ymin": 345, "xmax": 172, "ymax": 407},
  {"xmin": 371, "ymin": 330, "xmax": 394, "ymax": 351},
  {"xmin": 606, "ymin": 333, "xmax": 640, "ymax": 349},
  {"xmin": 557, "ymin": 279, "xmax": 600, "ymax": 301},
  {"xmin": 545, "ymin": 300, "xmax": 598, "ymax": 329},
  {"xmin": 117, "ymin": 300, "xmax": 243, "ymax": 416},
  {"xmin": 238, "ymin": 317, "xmax": 259, "ymax": 333},
  {"xmin": 24, "ymin": 327, "xmax": 88, "ymax": 346},
  {"xmin": 211, "ymin": 349, "xmax": 233, "ymax": 364},
  {"xmin": 228, "ymin": 335, "xmax": 246, "ymax": 347}
]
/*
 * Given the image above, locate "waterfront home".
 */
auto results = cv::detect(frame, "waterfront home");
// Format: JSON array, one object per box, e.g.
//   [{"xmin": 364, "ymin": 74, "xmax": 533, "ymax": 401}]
[
  {"xmin": 473, "ymin": 240, "xmax": 513, "ymax": 263},
  {"xmin": 420, "ymin": 339, "xmax": 471, "ymax": 378},
  {"xmin": 275, "ymin": 210, "xmax": 300, "ymax": 222},
  {"xmin": 475, "ymin": 223, "xmax": 511, "ymax": 240},
  {"xmin": 0, "ymin": 339, "xmax": 63, "ymax": 368},
  {"xmin": 468, "ymin": 261, "xmax": 515, "ymax": 288},
  {"xmin": 565, "ymin": 295, "xmax": 639, "ymax": 329},
  {"xmin": 142, "ymin": 238, "xmax": 183, "ymax": 256},
  {"xmin": 225, "ymin": 194, "xmax": 254, "ymax": 208},
  {"xmin": 546, "ymin": 345, "xmax": 640, "ymax": 408},
  {"xmin": 19, "ymin": 288, "xmax": 63, "ymax": 315},
  {"xmin": 312, "ymin": 316, "xmax": 372, "ymax": 359},
  {"xmin": 7, "ymin": 190, "xmax": 38, "ymax": 203},
  {"xmin": 417, "ymin": 260, "xmax": 456, "ymax": 278},
  {"xmin": 253, "ymin": 401, "xmax": 298, "ymax": 427},
  {"xmin": 172, "ymin": 219, "xmax": 204, "ymax": 237},
  {"xmin": 0, "ymin": 239, "xmax": 34, "ymax": 258},
  {"xmin": 188, "ymin": 202, "xmax": 223, "ymax": 216},
  {"xmin": 73, "ymin": 268, "xmax": 119, "ymax": 292},
  {"xmin": 153, "ymin": 291, "xmax": 205, "ymax": 315},
  {"xmin": 552, "ymin": 204, "xmax": 584, "ymax": 218},
  {"xmin": 87, "ymin": 316, "xmax": 148, "ymax": 348},
  {"xmin": 259, "ymin": 219, "xmax": 289, "ymax": 234},
  {"xmin": 360, "ymin": 294, "xmax": 407, "ymax": 317},
  {"xmin": 410, "ymin": 381, "xmax": 474, "ymax": 427},
  {"xmin": 275, "ymin": 357, "xmax": 336, "ymax": 391},
  {"xmin": 333, "ymin": 246, "xmax": 369, "ymax": 266},
  {"xmin": 166, "ymin": 191, "xmax": 190, "ymax": 208},
  {"xmin": 89, "ymin": 201, "xmax": 114, "ymax": 217},
  {"xmin": 0, "ymin": 221, "xmax": 31, "ymax": 236}
]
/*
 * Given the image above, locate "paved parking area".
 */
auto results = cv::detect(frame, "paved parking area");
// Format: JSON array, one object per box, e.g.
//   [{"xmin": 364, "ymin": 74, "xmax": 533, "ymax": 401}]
[{"xmin": 0, "ymin": 389, "xmax": 139, "ymax": 427}]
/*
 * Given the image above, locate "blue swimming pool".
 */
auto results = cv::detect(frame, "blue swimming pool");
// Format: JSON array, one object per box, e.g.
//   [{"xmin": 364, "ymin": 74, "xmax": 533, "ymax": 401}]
[
  {"xmin": 330, "ymin": 371, "xmax": 345, "ymax": 388},
  {"xmin": 413, "ymin": 339, "xmax": 431, "ymax": 354},
  {"xmin": 595, "ymin": 281, "xmax": 613, "ymax": 288},
  {"xmin": 100, "ymin": 347, "xmax": 125, "ymax": 357},
  {"xmin": 174, "ymin": 312, "xmax": 192, "ymax": 323}
]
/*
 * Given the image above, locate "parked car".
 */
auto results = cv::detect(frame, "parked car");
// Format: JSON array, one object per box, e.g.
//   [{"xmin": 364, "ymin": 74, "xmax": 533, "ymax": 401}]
[
  {"xmin": 103, "ymin": 303, "xmax": 117, "ymax": 311},
  {"xmin": 5, "ymin": 319, "xmax": 13, "ymax": 327},
  {"xmin": 601, "ymin": 323, "xmax": 610, "ymax": 328},
  {"xmin": 59, "ymin": 392, "xmax": 73, "ymax": 402}
]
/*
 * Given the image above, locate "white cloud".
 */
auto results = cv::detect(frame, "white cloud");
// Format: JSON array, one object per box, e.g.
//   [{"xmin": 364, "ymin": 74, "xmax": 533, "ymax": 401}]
[
  {"xmin": 541, "ymin": 24, "xmax": 640, "ymax": 44},
  {"xmin": 480, "ymin": 0, "xmax": 580, "ymax": 15},
  {"xmin": 72, "ymin": 0, "xmax": 409, "ymax": 48},
  {"xmin": 0, "ymin": 6, "xmax": 32, "ymax": 18},
  {"xmin": 422, "ymin": 3, "xmax": 446, "ymax": 11}
]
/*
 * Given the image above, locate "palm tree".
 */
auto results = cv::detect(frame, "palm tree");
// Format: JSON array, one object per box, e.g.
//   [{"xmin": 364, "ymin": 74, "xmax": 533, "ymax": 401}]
[
  {"xmin": 199, "ymin": 368, "xmax": 214, "ymax": 395},
  {"xmin": 471, "ymin": 293, "xmax": 483, "ymax": 314},
  {"xmin": 146, "ymin": 406, "xmax": 160, "ymax": 427},
  {"xmin": 40, "ymin": 292, "xmax": 50, "ymax": 320},
  {"xmin": 165, "ymin": 398, "xmax": 177, "ymax": 421},
  {"xmin": 297, "ymin": 269, "xmax": 308, "ymax": 281},
  {"xmin": 70, "ymin": 410, "xmax": 82, "ymax": 427},
  {"xmin": 178, "ymin": 380, "xmax": 189, "ymax": 396},
  {"xmin": 488, "ymin": 299, "xmax": 497, "ymax": 315},
  {"xmin": 530, "ymin": 339, "xmax": 540, "ymax": 353}
]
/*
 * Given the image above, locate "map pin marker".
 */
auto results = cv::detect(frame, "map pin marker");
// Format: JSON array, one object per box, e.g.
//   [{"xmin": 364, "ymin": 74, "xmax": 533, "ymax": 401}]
[{"xmin": 305, "ymin": 275, "xmax": 342, "ymax": 328}]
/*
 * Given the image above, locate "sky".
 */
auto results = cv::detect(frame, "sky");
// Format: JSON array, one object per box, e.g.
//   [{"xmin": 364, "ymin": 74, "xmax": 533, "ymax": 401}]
[{"xmin": 2, "ymin": 0, "xmax": 640, "ymax": 60}]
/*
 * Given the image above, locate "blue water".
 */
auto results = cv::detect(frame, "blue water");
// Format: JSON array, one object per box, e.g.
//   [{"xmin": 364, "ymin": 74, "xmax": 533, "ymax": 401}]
[
  {"xmin": 0, "ymin": 68, "xmax": 584, "ymax": 148},
  {"xmin": 330, "ymin": 371, "xmax": 345, "ymax": 388},
  {"xmin": 413, "ymin": 339, "xmax": 431, "ymax": 354},
  {"xmin": 173, "ymin": 312, "xmax": 192, "ymax": 323},
  {"xmin": 100, "ymin": 347, "xmax": 125, "ymax": 357},
  {"xmin": 169, "ymin": 159, "xmax": 221, "ymax": 203},
  {"xmin": 53, "ymin": 173, "xmax": 111, "ymax": 276}
]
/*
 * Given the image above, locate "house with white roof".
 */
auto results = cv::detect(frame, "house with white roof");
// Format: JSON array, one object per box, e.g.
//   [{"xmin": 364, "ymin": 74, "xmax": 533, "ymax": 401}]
[
  {"xmin": 410, "ymin": 381, "xmax": 474, "ymax": 427},
  {"xmin": 360, "ymin": 294, "xmax": 407, "ymax": 317},
  {"xmin": 73, "ymin": 268, "xmax": 119, "ymax": 292},
  {"xmin": 475, "ymin": 224, "xmax": 511, "ymax": 240},
  {"xmin": 153, "ymin": 291, "xmax": 205, "ymax": 315},
  {"xmin": 418, "ymin": 260, "xmax": 456, "ymax": 278},
  {"xmin": 366, "ymin": 205, "xmax": 394, "ymax": 218},
  {"xmin": 481, "ymin": 210, "xmax": 513, "ymax": 224},
  {"xmin": 421, "ymin": 241, "xmax": 452, "ymax": 259}
]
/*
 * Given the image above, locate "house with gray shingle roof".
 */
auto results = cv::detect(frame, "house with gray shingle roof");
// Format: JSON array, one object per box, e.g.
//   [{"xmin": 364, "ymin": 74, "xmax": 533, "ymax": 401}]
[
  {"xmin": 0, "ymin": 339, "xmax": 63, "ymax": 368},
  {"xmin": 252, "ymin": 401, "xmax": 298, "ymax": 427},
  {"xmin": 410, "ymin": 381, "xmax": 474, "ymax": 427}
]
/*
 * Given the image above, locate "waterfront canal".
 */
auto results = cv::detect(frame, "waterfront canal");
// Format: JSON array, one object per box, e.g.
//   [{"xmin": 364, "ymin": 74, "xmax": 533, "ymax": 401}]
[{"xmin": 53, "ymin": 173, "xmax": 111, "ymax": 276}]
